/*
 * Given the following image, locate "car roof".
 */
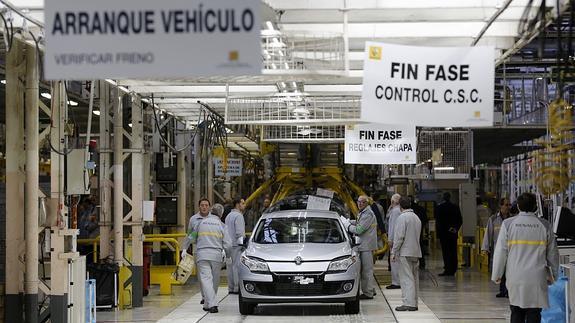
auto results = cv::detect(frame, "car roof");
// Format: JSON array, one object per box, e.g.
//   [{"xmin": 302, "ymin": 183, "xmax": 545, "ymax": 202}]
[{"xmin": 260, "ymin": 210, "xmax": 341, "ymax": 220}]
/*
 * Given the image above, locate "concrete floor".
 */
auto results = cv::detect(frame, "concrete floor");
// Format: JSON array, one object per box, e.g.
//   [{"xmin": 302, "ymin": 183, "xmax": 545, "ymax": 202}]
[{"xmin": 97, "ymin": 249, "xmax": 511, "ymax": 323}]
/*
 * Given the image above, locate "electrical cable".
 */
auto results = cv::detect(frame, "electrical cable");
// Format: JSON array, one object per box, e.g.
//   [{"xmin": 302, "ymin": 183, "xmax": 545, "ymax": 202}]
[
  {"xmin": 83, "ymin": 80, "xmax": 95, "ymax": 192},
  {"xmin": 150, "ymin": 94, "xmax": 197, "ymax": 152},
  {"xmin": 0, "ymin": 12, "xmax": 12, "ymax": 51}
]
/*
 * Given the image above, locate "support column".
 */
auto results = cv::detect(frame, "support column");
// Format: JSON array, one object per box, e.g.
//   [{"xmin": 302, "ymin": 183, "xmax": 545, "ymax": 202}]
[
  {"xmin": 207, "ymin": 148, "xmax": 213, "ymax": 203},
  {"xmin": 99, "ymin": 81, "xmax": 112, "ymax": 260},
  {"xmin": 193, "ymin": 134, "xmax": 201, "ymax": 210},
  {"xmin": 177, "ymin": 150, "xmax": 186, "ymax": 242},
  {"xmin": 113, "ymin": 90, "xmax": 123, "ymax": 266},
  {"xmin": 49, "ymin": 81, "xmax": 69, "ymax": 323},
  {"xmin": 130, "ymin": 95, "xmax": 144, "ymax": 307},
  {"xmin": 5, "ymin": 37, "xmax": 25, "ymax": 323},
  {"xmin": 24, "ymin": 43, "xmax": 39, "ymax": 323}
]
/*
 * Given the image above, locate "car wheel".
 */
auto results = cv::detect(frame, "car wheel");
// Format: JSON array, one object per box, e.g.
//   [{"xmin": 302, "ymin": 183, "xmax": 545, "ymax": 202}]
[
  {"xmin": 344, "ymin": 291, "xmax": 360, "ymax": 314},
  {"xmin": 238, "ymin": 291, "xmax": 256, "ymax": 315}
]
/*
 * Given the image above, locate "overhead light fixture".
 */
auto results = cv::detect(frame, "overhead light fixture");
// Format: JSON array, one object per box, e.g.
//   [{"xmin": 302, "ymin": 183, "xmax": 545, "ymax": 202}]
[
  {"xmin": 41, "ymin": 92, "xmax": 52, "ymax": 99},
  {"xmin": 434, "ymin": 166, "xmax": 455, "ymax": 171},
  {"xmin": 92, "ymin": 110, "xmax": 101, "ymax": 116},
  {"xmin": 68, "ymin": 100, "xmax": 78, "ymax": 106}
]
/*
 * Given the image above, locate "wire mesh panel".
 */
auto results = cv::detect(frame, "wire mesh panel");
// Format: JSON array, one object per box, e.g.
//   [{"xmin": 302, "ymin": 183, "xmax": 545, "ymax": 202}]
[
  {"xmin": 416, "ymin": 130, "xmax": 473, "ymax": 175},
  {"xmin": 262, "ymin": 31, "xmax": 345, "ymax": 72},
  {"xmin": 226, "ymin": 96, "xmax": 360, "ymax": 124},
  {"xmin": 262, "ymin": 125, "xmax": 345, "ymax": 143}
]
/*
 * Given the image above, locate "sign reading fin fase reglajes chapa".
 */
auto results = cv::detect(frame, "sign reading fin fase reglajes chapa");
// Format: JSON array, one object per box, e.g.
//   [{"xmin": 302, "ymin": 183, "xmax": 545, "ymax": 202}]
[
  {"xmin": 361, "ymin": 42, "xmax": 494, "ymax": 127},
  {"xmin": 345, "ymin": 123, "xmax": 416, "ymax": 165},
  {"xmin": 44, "ymin": 0, "xmax": 261, "ymax": 79}
]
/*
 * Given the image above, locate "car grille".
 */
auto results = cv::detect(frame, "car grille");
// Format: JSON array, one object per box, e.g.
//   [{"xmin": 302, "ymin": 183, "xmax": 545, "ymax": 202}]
[{"xmin": 246, "ymin": 273, "xmax": 353, "ymax": 296}]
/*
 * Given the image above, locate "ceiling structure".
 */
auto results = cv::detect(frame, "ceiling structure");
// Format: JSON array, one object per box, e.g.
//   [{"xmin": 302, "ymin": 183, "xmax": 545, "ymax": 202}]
[{"xmin": 2, "ymin": 0, "xmax": 572, "ymax": 163}]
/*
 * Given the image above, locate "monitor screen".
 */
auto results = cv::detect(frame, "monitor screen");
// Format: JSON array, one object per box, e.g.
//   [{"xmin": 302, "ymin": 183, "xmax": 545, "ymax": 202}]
[{"xmin": 553, "ymin": 206, "xmax": 575, "ymax": 239}]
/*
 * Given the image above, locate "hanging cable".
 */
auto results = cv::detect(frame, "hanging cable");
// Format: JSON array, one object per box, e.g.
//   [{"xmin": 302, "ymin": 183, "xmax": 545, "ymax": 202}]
[{"xmin": 150, "ymin": 94, "xmax": 197, "ymax": 152}]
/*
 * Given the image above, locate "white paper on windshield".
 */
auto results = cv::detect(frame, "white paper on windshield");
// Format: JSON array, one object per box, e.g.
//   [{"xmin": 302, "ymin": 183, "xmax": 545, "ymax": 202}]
[
  {"xmin": 306, "ymin": 196, "xmax": 331, "ymax": 211},
  {"xmin": 316, "ymin": 188, "xmax": 335, "ymax": 199}
]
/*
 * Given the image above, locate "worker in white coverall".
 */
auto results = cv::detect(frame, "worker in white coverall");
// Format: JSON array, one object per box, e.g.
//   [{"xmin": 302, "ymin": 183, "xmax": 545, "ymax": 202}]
[
  {"xmin": 481, "ymin": 197, "xmax": 512, "ymax": 298},
  {"xmin": 341, "ymin": 195, "xmax": 378, "ymax": 299},
  {"xmin": 225, "ymin": 197, "xmax": 246, "ymax": 294},
  {"xmin": 191, "ymin": 205, "xmax": 232, "ymax": 313},
  {"xmin": 181, "ymin": 198, "xmax": 212, "ymax": 305},
  {"xmin": 391, "ymin": 196, "xmax": 422, "ymax": 312},
  {"xmin": 386, "ymin": 193, "xmax": 402, "ymax": 289},
  {"xmin": 492, "ymin": 192, "xmax": 559, "ymax": 323}
]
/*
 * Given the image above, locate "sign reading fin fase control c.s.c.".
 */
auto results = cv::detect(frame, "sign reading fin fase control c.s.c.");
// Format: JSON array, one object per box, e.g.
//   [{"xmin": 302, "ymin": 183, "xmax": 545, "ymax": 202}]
[
  {"xmin": 345, "ymin": 123, "xmax": 416, "ymax": 165},
  {"xmin": 44, "ymin": 0, "xmax": 261, "ymax": 80},
  {"xmin": 361, "ymin": 42, "xmax": 494, "ymax": 127}
]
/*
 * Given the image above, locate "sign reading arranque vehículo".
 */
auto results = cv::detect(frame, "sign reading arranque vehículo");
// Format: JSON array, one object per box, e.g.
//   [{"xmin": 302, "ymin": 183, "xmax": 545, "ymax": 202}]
[
  {"xmin": 361, "ymin": 42, "xmax": 494, "ymax": 127},
  {"xmin": 345, "ymin": 123, "xmax": 416, "ymax": 165},
  {"xmin": 45, "ymin": 0, "xmax": 261, "ymax": 79}
]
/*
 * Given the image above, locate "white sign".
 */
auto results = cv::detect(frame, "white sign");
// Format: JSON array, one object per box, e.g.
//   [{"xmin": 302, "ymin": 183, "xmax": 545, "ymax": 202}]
[
  {"xmin": 306, "ymin": 196, "xmax": 331, "ymax": 211},
  {"xmin": 345, "ymin": 123, "xmax": 416, "ymax": 165},
  {"xmin": 361, "ymin": 42, "xmax": 494, "ymax": 127},
  {"xmin": 45, "ymin": 0, "xmax": 261, "ymax": 79},
  {"xmin": 316, "ymin": 188, "xmax": 334, "ymax": 199},
  {"xmin": 214, "ymin": 158, "xmax": 242, "ymax": 177}
]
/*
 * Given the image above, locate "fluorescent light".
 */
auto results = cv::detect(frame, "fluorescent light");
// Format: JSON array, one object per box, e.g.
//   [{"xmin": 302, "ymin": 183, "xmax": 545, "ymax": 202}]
[
  {"xmin": 92, "ymin": 110, "xmax": 101, "ymax": 116},
  {"xmin": 0, "ymin": 80, "xmax": 6, "ymax": 84},
  {"xmin": 434, "ymin": 166, "xmax": 455, "ymax": 171},
  {"xmin": 41, "ymin": 92, "xmax": 51, "ymax": 99},
  {"xmin": 68, "ymin": 100, "xmax": 78, "ymax": 106}
]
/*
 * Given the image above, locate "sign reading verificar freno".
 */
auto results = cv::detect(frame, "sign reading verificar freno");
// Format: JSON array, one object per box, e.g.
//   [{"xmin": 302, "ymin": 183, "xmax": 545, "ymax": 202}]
[
  {"xmin": 361, "ymin": 42, "xmax": 494, "ymax": 127},
  {"xmin": 344, "ymin": 123, "xmax": 416, "ymax": 165},
  {"xmin": 45, "ymin": 0, "xmax": 261, "ymax": 80}
]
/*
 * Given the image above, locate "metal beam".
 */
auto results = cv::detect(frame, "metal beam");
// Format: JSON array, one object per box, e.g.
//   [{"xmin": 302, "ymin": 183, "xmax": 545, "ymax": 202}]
[
  {"xmin": 130, "ymin": 95, "xmax": 144, "ymax": 307},
  {"xmin": 113, "ymin": 89, "xmax": 124, "ymax": 266},
  {"xmin": 24, "ymin": 42, "xmax": 39, "ymax": 323},
  {"xmin": 99, "ymin": 81, "xmax": 112, "ymax": 260},
  {"xmin": 49, "ymin": 81, "xmax": 69, "ymax": 323},
  {"xmin": 5, "ymin": 36, "xmax": 25, "ymax": 323}
]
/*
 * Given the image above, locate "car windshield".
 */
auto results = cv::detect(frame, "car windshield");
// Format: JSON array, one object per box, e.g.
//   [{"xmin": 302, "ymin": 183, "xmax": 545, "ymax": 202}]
[{"xmin": 252, "ymin": 217, "xmax": 345, "ymax": 244}]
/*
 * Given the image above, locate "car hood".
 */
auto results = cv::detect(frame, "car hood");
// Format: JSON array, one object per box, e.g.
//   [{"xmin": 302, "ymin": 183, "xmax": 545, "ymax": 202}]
[{"xmin": 245, "ymin": 242, "xmax": 352, "ymax": 262}]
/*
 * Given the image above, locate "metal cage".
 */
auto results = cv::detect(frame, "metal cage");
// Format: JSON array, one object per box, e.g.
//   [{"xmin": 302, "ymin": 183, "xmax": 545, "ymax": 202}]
[
  {"xmin": 416, "ymin": 130, "xmax": 473, "ymax": 176},
  {"xmin": 262, "ymin": 125, "xmax": 345, "ymax": 142},
  {"xmin": 226, "ymin": 95, "xmax": 360, "ymax": 124}
]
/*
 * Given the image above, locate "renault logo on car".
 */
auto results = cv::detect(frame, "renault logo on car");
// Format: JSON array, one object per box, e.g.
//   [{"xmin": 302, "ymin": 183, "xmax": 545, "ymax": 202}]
[{"xmin": 294, "ymin": 256, "xmax": 302, "ymax": 265}]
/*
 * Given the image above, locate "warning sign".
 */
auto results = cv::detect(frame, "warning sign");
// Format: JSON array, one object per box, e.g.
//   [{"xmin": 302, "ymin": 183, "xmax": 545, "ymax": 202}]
[{"xmin": 214, "ymin": 158, "xmax": 242, "ymax": 177}]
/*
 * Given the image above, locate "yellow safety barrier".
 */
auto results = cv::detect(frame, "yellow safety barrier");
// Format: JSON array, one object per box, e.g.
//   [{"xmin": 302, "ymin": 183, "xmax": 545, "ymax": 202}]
[
  {"xmin": 476, "ymin": 227, "xmax": 489, "ymax": 274},
  {"xmin": 79, "ymin": 235, "xmax": 185, "ymax": 295},
  {"xmin": 457, "ymin": 233, "xmax": 474, "ymax": 269}
]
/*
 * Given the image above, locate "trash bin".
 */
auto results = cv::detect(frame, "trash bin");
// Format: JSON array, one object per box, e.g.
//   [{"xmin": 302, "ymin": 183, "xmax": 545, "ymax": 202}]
[{"xmin": 87, "ymin": 261, "xmax": 119, "ymax": 309}]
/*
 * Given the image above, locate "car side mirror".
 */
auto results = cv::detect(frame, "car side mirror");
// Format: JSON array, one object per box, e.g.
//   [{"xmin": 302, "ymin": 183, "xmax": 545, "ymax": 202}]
[{"xmin": 352, "ymin": 236, "xmax": 361, "ymax": 247}]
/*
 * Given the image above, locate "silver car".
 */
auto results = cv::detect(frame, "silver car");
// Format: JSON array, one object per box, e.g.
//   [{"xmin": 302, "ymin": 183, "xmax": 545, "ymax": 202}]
[{"xmin": 238, "ymin": 210, "xmax": 361, "ymax": 315}]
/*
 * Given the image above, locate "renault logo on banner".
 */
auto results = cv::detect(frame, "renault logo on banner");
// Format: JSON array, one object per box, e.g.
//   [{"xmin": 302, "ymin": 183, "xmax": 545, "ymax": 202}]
[{"xmin": 369, "ymin": 46, "xmax": 382, "ymax": 60}]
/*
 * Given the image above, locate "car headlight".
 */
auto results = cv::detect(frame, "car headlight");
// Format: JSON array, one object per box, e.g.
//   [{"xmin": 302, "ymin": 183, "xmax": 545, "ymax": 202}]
[
  {"xmin": 241, "ymin": 256, "xmax": 269, "ymax": 273},
  {"xmin": 327, "ymin": 255, "xmax": 357, "ymax": 273}
]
